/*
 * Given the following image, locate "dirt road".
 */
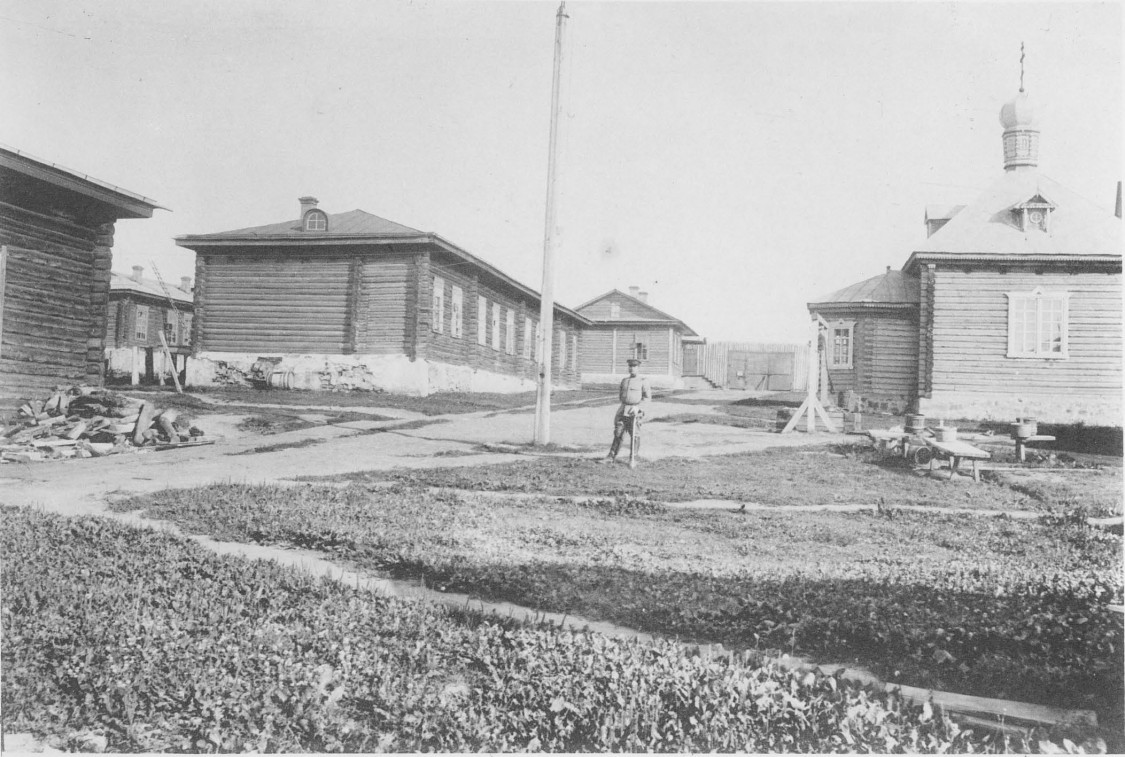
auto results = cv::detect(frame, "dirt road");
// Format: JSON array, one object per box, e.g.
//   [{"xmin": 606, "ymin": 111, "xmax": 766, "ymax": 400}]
[{"xmin": 0, "ymin": 391, "xmax": 846, "ymax": 519}]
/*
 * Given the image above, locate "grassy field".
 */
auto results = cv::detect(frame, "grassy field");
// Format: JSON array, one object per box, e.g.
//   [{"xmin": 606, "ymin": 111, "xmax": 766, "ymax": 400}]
[
  {"xmin": 4, "ymin": 507, "xmax": 1036, "ymax": 753},
  {"xmin": 115, "ymin": 475, "xmax": 1123, "ymax": 730},
  {"xmin": 322, "ymin": 445, "xmax": 1124, "ymax": 516}
]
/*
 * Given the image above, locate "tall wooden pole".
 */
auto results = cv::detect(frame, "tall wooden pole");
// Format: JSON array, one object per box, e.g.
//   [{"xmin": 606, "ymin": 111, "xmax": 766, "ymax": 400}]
[{"xmin": 534, "ymin": 1, "xmax": 569, "ymax": 445}]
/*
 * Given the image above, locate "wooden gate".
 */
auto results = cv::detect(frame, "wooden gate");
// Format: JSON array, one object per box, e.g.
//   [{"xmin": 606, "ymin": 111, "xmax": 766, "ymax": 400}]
[
  {"xmin": 726, "ymin": 349, "xmax": 796, "ymax": 391},
  {"xmin": 682, "ymin": 341, "xmax": 703, "ymax": 376}
]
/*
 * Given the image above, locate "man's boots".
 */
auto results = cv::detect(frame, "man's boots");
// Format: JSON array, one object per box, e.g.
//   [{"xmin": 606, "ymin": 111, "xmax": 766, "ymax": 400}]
[{"xmin": 601, "ymin": 436, "xmax": 622, "ymax": 463}]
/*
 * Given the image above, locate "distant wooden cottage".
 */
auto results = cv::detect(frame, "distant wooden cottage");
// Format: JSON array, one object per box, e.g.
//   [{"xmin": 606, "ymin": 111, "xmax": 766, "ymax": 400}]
[
  {"xmin": 107, "ymin": 266, "xmax": 194, "ymax": 349},
  {"xmin": 0, "ymin": 146, "xmax": 161, "ymax": 409},
  {"xmin": 575, "ymin": 287, "xmax": 697, "ymax": 388},
  {"xmin": 175, "ymin": 197, "xmax": 589, "ymax": 394},
  {"xmin": 105, "ymin": 266, "xmax": 193, "ymax": 383},
  {"xmin": 810, "ymin": 86, "xmax": 1121, "ymax": 424}
]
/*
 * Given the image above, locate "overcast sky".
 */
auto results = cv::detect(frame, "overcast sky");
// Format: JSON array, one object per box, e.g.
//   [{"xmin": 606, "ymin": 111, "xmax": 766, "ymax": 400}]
[{"xmin": 2, "ymin": 0, "xmax": 1121, "ymax": 343}]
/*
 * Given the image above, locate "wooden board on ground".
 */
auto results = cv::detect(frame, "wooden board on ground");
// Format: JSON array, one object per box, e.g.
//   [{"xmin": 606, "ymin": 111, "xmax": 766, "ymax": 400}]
[{"xmin": 925, "ymin": 437, "xmax": 991, "ymax": 482}]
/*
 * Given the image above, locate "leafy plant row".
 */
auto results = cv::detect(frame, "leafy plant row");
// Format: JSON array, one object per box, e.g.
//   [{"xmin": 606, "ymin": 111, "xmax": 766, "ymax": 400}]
[
  {"xmin": 367, "ymin": 449, "xmax": 1123, "ymax": 515},
  {"xmin": 112, "ymin": 482, "xmax": 1124, "ymax": 714},
  {"xmin": 0, "ymin": 508, "xmax": 1033, "ymax": 753}
]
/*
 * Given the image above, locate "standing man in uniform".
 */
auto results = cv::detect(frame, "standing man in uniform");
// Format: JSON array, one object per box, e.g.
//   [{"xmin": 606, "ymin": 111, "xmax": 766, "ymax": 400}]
[{"xmin": 601, "ymin": 357, "xmax": 651, "ymax": 463}]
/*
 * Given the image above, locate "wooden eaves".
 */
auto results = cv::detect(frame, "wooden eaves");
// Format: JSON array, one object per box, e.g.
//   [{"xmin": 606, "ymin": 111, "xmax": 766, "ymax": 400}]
[
  {"xmin": 174, "ymin": 230, "xmax": 592, "ymax": 326},
  {"xmin": 0, "ymin": 145, "xmax": 165, "ymax": 219}
]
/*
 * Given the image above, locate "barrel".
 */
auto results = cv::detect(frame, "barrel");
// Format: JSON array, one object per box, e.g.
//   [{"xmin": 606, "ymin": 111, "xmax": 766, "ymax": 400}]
[
  {"xmin": 1013, "ymin": 417, "xmax": 1038, "ymax": 439},
  {"xmin": 906, "ymin": 413, "xmax": 925, "ymax": 432},
  {"xmin": 267, "ymin": 370, "xmax": 294, "ymax": 390}
]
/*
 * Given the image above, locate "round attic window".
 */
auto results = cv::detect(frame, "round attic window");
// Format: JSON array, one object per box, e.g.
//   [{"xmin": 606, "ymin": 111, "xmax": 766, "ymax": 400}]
[{"xmin": 304, "ymin": 210, "xmax": 328, "ymax": 232}]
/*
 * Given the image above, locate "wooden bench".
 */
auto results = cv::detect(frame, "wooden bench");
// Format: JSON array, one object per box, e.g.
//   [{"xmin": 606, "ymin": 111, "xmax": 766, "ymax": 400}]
[{"xmin": 924, "ymin": 438, "xmax": 991, "ymax": 482}]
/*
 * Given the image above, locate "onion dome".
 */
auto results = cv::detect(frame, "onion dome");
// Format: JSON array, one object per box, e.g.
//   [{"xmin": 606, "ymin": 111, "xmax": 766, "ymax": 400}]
[{"xmin": 1000, "ymin": 90, "xmax": 1037, "ymax": 130}]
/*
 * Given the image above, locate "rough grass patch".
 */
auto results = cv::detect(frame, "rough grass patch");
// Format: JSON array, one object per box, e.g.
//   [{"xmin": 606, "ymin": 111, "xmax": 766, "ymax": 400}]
[{"xmin": 2, "ymin": 507, "xmax": 1042, "ymax": 753}]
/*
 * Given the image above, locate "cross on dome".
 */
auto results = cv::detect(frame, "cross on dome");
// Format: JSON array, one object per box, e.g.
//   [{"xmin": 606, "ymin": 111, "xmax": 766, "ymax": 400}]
[{"xmin": 999, "ymin": 43, "xmax": 1039, "ymax": 171}]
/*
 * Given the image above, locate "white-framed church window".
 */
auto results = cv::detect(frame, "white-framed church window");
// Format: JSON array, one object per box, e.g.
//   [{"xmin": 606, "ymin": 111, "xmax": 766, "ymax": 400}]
[
  {"xmin": 826, "ymin": 320, "xmax": 855, "ymax": 369},
  {"xmin": 1006, "ymin": 288, "xmax": 1069, "ymax": 358}
]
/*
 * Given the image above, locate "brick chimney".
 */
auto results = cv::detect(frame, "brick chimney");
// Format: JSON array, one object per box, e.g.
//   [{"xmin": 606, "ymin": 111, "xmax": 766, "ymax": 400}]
[
  {"xmin": 132, "ymin": 265, "xmax": 144, "ymax": 283},
  {"xmin": 628, "ymin": 286, "xmax": 640, "ymax": 298},
  {"xmin": 299, "ymin": 196, "xmax": 319, "ymax": 217},
  {"xmin": 180, "ymin": 276, "xmax": 193, "ymax": 292},
  {"xmin": 638, "ymin": 291, "xmax": 649, "ymax": 303}
]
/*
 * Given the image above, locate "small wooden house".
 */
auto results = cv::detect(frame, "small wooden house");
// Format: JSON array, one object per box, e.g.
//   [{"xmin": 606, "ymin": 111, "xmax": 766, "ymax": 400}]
[
  {"xmin": 575, "ymin": 287, "xmax": 698, "ymax": 388},
  {"xmin": 176, "ymin": 197, "xmax": 589, "ymax": 395},
  {"xmin": 809, "ymin": 87, "xmax": 1121, "ymax": 424},
  {"xmin": 0, "ymin": 146, "xmax": 161, "ymax": 409},
  {"xmin": 105, "ymin": 266, "xmax": 193, "ymax": 383},
  {"xmin": 808, "ymin": 268, "xmax": 920, "ymax": 414}
]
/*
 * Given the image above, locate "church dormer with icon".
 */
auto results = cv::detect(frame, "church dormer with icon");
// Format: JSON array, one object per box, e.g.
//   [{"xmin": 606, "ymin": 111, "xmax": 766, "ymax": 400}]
[{"xmin": 1013, "ymin": 193, "xmax": 1055, "ymax": 232}]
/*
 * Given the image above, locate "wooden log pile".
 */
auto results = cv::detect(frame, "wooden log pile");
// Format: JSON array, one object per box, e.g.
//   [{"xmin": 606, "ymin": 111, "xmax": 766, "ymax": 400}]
[{"xmin": 0, "ymin": 387, "xmax": 206, "ymax": 463}]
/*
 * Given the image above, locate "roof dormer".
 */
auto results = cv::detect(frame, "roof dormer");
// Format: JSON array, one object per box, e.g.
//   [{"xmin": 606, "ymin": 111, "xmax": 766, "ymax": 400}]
[
  {"xmin": 1013, "ymin": 193, "xmax": 1056, "ymax": 233},
  {"xmin": 299, "ymin": 196, "xmax": 327, "ymax": 232}
]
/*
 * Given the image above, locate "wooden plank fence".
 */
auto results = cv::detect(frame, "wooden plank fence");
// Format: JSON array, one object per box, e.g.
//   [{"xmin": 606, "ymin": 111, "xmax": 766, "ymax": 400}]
[{"xmin": 701, "ymin": 341, "xmax": 809, "ymax": 391}]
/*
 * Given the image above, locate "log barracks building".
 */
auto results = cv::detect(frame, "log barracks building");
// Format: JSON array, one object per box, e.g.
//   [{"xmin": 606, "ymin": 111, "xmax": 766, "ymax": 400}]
[{"xmin": 176, "ymin": 198, "xmax": 590, "ymax": 395}]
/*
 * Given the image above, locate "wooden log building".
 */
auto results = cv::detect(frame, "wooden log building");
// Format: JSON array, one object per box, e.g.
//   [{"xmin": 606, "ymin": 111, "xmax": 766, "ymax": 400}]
[
  {"xmin": 0, "ymin": 146, "xmax": 161, "ymax": 410},
  {"xmin": 809, "ymin": 86, "xmax": 1121, "ymax": 424},
  {"xmin": 575, "ymin": 287, "xmax": 697, "ymax": 388},
  {"xmin": 105, "ymin": 266, "xmax": 194, "ymax": 383},
  {"xmin": 176, "ymin": 198, "xmax": 589, "ymax": 394}
]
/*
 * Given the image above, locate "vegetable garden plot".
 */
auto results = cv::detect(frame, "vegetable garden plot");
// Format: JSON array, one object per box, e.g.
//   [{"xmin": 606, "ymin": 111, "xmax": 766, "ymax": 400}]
[
  {"xmin": 321, "ymin": 447, "xmax": 1123, "ymax": 516},
  {"xmin": 0, "ymin": 507, "xmax": 1041, "ymax": 753},
  {"xmin": 113, "ymin": 482, "xmax": 1124, "ymax": 731}
]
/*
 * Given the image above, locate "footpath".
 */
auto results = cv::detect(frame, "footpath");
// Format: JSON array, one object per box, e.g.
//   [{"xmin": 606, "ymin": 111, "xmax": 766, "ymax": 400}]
[{"xmin": 0, "ymin": 392, "xmax": 845, "ymax": 518}]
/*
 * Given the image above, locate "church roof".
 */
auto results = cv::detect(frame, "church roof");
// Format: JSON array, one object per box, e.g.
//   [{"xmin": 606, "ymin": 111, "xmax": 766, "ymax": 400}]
[
  {"xmin": 809, "ymin": 269, "xmax": 918, "ymax": 308},
  {"xmin": 907, "ymin": 170, "xmax": 1121, "ymax": 267},
  {"xmin": 181, "ymin": 209, "xmax": 425, "ymax": 240}
]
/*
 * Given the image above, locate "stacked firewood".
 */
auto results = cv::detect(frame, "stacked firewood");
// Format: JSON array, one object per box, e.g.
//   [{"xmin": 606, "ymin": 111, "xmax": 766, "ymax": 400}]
[{"xmin": 1, "ymin": 387, "xmax": 206, "ymax": 463}]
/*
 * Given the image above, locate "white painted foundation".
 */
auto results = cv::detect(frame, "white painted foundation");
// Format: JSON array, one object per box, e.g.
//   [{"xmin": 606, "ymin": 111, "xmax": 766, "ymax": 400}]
[
  {"xmin": 919, "ymin": 391, "xmax": 1122, "ymax": 426},
  {"xmin": 186, "ymin": 352, "xmax": 577, "ymax": 396},
  {"xmin": 105, "ymin": 346, "xmax": 181, "ymax": 382}
]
